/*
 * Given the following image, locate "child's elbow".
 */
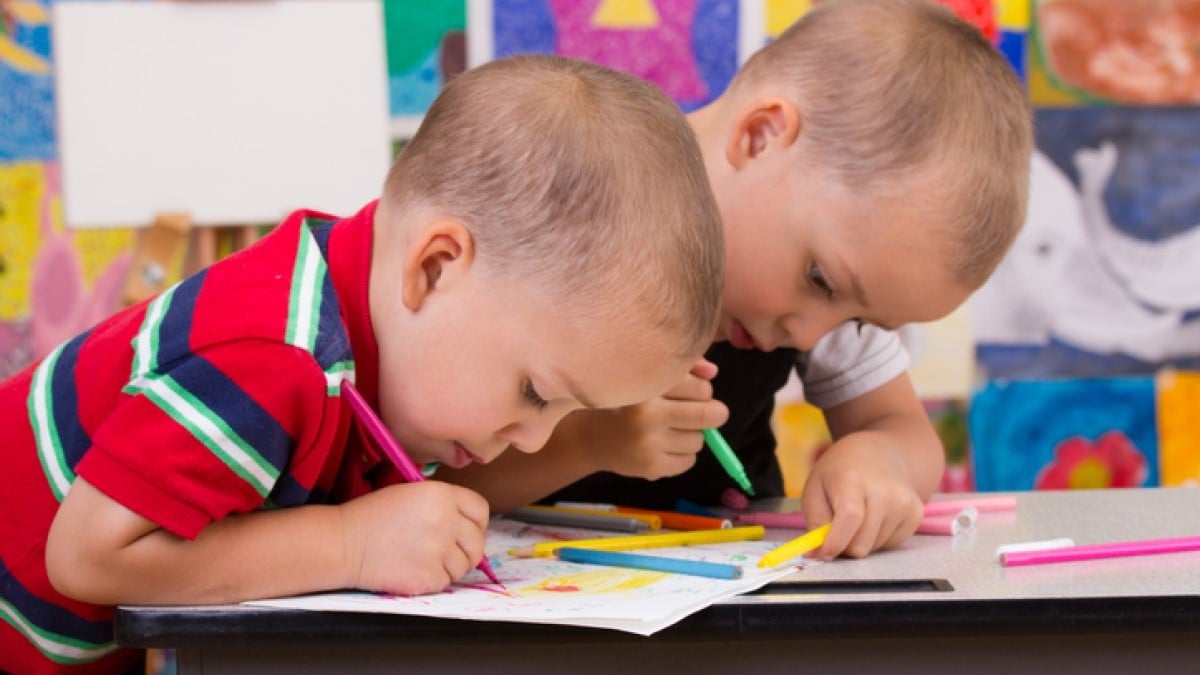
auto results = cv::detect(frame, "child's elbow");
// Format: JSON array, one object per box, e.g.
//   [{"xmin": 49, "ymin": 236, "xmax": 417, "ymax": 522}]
[{"xmin": 45, "ymin": 520, "xmax": 110, "ymax": 604}]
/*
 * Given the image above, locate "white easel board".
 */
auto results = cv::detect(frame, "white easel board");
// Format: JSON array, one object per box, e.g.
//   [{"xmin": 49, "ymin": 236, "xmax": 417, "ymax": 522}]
[{"xmin": 53, "ymin": 0, "xmax": 392, "ymax": 228}]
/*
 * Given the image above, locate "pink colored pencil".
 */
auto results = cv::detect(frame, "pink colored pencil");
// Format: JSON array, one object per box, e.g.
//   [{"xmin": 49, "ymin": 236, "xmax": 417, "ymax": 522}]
[
  {"xmin": 922, "ymin": 496, "xmax": 1016, "ymax": 517},
  {"xmin": 341, "ymin": 381, "xmax": 503, "ymax": 586},
  {"xmin": 733, "ymin": 511, "xmax": 809, "ymax": 528},
  {"xmin": 1000, "ymin": 535, "xmax": 1200, "ymax": 567},
  {"xmin": 914, "ymin": 507, "xmax": 977, "ymax": 536}
]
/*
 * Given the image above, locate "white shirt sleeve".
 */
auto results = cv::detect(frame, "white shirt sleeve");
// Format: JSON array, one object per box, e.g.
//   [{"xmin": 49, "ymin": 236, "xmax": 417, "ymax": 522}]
[{"xmin": 796, "ymin": 322, "xmax": 910, "ymax": 409}]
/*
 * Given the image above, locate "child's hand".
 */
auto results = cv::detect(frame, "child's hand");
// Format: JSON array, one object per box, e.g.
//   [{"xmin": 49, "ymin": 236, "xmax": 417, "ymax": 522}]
[
  {"xmin": 338, "ymin": 481, "xmax": 491, "ymax": 595},
  {"xmin": 799, "ymin": 434, "xmax": 925, "ymax": 559},
  {"xmin": 583, "ymin": 359, "xmax": 729, "ymax": 479}
]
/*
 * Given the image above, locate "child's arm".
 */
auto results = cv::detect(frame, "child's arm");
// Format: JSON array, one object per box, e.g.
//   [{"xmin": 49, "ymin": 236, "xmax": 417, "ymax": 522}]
[
  {"xmin": 799, "ymin": 371, "xmax": 943, "ymax": 559},
  {"xmin": 444, "ymin": 360, "xmax": 728, "ymax": 513},
  {"xmin": 45, "ymin": 477, "xmax": 491, "ymax": 604}
]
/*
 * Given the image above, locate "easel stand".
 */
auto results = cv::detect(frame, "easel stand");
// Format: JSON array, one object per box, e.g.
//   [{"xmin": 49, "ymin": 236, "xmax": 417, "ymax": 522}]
[{"xmin": 122, "ymin": 214, "xmax": 263, "ymax": 307}]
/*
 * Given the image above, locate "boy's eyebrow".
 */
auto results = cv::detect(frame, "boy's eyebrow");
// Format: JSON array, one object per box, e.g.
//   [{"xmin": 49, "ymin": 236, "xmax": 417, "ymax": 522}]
[
  {"xmin": 846, "ymin": 269, "xmax": 871, "ymax": 309},
  {"xmin": 555, "ymin": 370, "xmax": 598, "ymax": 409}
]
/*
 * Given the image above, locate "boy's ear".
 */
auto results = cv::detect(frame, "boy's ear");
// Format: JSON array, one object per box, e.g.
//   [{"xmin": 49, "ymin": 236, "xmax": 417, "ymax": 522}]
[
  {"xmin": 725, "ymin": 97, "xmax": 802, "ymax": 170},
  {"xmin": 401, "ymin": 219, "xmax": 475, "ymax": 311}
]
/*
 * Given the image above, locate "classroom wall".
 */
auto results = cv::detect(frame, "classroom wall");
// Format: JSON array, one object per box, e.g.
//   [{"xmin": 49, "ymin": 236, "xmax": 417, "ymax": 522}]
[{"xmin": 2, "ymin": 0, "xmax": 1198, "ymax": 492}]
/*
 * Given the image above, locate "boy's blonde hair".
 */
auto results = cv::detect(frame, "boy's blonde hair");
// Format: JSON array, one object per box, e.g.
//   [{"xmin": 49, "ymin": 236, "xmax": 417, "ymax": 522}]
[
  {"xmin": 733, "ymin": 0, "xmax": 1032, "ymax": 288},
  {"xmin": 383, "ymin": 55, "xmax": 723, "ymax": 356}
]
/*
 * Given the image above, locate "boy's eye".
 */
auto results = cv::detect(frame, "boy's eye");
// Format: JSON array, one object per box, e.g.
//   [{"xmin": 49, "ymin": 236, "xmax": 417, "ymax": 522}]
[
  {"xmin": 808, "ymin": 263, "xmax": 834, "ymax": 300},
  {"xmin": 522, "ymin": 379, "xmax": 549, "ymax": 411}
]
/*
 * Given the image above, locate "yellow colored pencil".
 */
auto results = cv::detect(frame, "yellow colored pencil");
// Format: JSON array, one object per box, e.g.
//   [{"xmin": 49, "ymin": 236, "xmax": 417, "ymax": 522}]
[
  {"xmin": 509, "ymin": 525, "xmax": 766, "ymax": 558},
  {"xmin": 757, "ymin": 523, "xmax": 832, "ymax": 568}
]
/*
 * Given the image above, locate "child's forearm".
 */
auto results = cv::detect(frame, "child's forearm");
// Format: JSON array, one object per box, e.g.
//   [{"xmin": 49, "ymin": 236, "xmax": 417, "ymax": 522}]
[
  {"xmin": 822, "ymin": 374, "xmax": 944, "ymax": 500},
  {"xmin": 856, "ymin": 414, "xmax": 945, "ymax": 500},
  {"xmin": 47, "ymin": 478, "xmax": 354, "ymax": 605}
]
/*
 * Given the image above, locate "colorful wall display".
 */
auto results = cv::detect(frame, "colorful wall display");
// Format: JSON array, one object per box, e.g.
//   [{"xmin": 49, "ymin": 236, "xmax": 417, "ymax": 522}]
[{"xmin": 969, "ymin": 377, "xmax": 1159, "ymax": 492}]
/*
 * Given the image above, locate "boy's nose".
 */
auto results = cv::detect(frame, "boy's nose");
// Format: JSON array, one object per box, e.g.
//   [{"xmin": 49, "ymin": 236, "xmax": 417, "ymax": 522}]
[
  {"xmin": 781, "ymin": 313, "xmax": 843, "ymax": 352},
  {"xmin": 495, "ymin": 417, "xmax": 559, "ymax": 456}
]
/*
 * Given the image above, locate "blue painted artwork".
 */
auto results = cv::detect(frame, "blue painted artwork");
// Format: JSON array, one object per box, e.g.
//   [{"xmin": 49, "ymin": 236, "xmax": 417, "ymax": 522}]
[
  {"xmin": 968, "ymin": 377, "xmax": 1159, "ymax": 492},
  {"xmin": 0, "ymin": 0, "xmax": 55, "ymax": 161}
]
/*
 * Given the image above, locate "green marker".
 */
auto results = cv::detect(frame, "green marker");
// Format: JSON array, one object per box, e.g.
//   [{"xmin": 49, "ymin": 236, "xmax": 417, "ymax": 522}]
[{"xmin": 702, "ymin": 428, "xmax": 755, "ymax": 496}]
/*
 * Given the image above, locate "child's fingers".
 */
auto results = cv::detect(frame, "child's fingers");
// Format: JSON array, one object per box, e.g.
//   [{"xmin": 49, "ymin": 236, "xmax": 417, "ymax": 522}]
[
  {"xmin": 670, "ymin": 399, "xmax": 729, "ymax": 433},
  {"xmin": 689, "ymin": 358, "xmax": 718, "ymax": 380},
  {"xmin": 451, "ymin": 486, "xmax": 491, "ymax": 529},
  {"xmin": 663, "ymin": 369, "xmax": 716, "ymax": 401}
]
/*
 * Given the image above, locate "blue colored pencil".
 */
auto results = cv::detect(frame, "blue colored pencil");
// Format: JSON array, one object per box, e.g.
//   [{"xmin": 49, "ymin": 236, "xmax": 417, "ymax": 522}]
[{"xmin": 557, "ymin": 547, "xmax": 744, "ymax": 579}]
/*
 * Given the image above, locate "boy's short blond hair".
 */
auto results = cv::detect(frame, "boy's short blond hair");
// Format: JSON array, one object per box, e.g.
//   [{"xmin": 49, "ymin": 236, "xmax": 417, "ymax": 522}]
[
  {"xmin": 384, "ymin": 55, "xmax": 723, "ymax": 356},
  {"xmin": 733, "ymin": 0, "xmax": 1033, "ymax": 288}
]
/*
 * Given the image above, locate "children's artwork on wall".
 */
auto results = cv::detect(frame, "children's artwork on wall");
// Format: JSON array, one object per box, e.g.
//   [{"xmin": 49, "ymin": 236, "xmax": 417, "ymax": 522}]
[
  {"xmin": 0, "ymin": 0, "xmax": 54, "ymax": 160},
  {"xmin": 249, "ymin": 518, "xmax": 795, "ymax": 635},
  {"xmin": 469, "ymin": 0, "xmax": 739, "ymax": 111},
  {"xmin": 972, "ymin": 107, "xmax": 1200, "ymax": 379},
  {"xmin": 992, "ymin": 0, "xmax": 1028, "ymax": 79},
  {"xmin": 383, "ymin": 0, "xmax": 466, "ymax": 137},
  {"xmin": 1030, "ymin": 0, "xmax": 1200, "ymax": 106},
  {"xmin": 756, "ymin": 0, "xmax": 1026, "ymax": 78},
  {"xmin": 0, "ymin": 161, "xmax": 132, "ymax": 378},
  {"xmin": 968, "ymin": 377, "xmax": 1159, "ymax": 492},
  {"xmin": 1157, "ymin": 370, "xmax": 1200, "ymax": 487}
]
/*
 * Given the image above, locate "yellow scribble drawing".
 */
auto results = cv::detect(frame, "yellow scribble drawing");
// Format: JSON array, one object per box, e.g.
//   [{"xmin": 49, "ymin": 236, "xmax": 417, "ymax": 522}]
[
  {"xmin": 592, "ymin": 0, "xmax": 659, "ymax": 29},
  {"xmin": 0, "ymin": 0, "xmax": 51, "ymax": 75},
  {"xmin": 525, "ymin": 568, "xmax": 667, "ymax": 595},
  {"xmin": 0, "ymin": 162, "xmax": 45, "ymax": 320}
]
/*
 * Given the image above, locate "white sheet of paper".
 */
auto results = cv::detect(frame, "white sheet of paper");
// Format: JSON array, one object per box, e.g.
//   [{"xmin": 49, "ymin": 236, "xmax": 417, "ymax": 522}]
[{"xmin": 247, "ymin": 518, "xmax": 803, "ymax": 636}]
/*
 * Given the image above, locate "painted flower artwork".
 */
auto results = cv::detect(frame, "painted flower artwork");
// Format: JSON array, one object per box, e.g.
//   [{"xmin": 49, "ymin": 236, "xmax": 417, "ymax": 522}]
[{"xmin": 1035, "ymin": 431, "xmax": 1149, "ymax": 490}]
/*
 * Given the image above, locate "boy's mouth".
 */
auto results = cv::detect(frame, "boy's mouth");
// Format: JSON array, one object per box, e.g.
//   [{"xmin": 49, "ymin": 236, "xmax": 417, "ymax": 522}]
[
  {"xmin": 446, "ymin": 443, "xmax": 479, "ymax": 469},
  {"xmin": 728, "ymin": 320, "xmax": 760, "ymax": 351}
]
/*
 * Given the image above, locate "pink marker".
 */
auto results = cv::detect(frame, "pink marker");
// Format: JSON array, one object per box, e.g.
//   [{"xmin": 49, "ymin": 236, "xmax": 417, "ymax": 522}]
[
  {"xmin": 341, "ymin": 380, "xmax": 503, "ymax": 587},
  {"xmin": 733, "ymin": 511, "xmax": 809, "ymax": 529},
  {"xmin": 1000, "ymin": 534, "xmax": 1200, "ymax": 567},
  {"xmin": 914, "ymin": 507, "xmax": 977, "ymax": 536},
  {"xmin": 922, "ymin": 496, "xmax": 1016, "ymax": 517}
]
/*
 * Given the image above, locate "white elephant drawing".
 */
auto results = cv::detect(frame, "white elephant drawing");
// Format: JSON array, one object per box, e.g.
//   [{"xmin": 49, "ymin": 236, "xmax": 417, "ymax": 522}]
[{"xmin": 971, "ymin": 146, "xmax": 1200, "ymax": 365}]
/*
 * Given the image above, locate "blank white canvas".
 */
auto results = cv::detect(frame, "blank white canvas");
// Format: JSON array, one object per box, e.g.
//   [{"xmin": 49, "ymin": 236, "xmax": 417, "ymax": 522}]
[{"xmin": 53, "ymin": 0, "xmax": 392, "ymax": 228}]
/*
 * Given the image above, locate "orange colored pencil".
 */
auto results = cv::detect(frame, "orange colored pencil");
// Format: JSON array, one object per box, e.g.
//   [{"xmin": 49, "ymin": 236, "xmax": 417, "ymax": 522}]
[{"xmin": 615, "ymin": 506, "xmax": 732, "ymax": 531}]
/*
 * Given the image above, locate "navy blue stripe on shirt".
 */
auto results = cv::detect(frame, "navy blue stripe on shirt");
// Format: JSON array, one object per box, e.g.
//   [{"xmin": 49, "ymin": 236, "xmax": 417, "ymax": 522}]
[
  {"xmin": 0, "ymin": 558, "xmax": 115, "ymax": 648},
  {"xmin": 155, "ymin": 269, "xmax": 206, "ymax": 368},
  {"xmin": 168, "ymin": 355, "xmax": 296, "ymax": 476},
  {"xmin": 49, "ymin": 330, "xmax": 93, "ymax": 472}
]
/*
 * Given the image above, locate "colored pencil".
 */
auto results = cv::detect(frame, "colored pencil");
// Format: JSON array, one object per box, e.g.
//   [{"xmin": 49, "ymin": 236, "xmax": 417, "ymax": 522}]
[
  {"xmin": 341, "ymin": 380, "xmax": 502, "ymax": 586},
  {"xmin": 674, "ymin": 498, "xmax": 722, "ymax": 518},
  {"xmin": 615, "ymin": 506, "xmax": 732, "ymax": 531},
  {"xmin": 509, "ymin": 525, "xmax": 766, "ymax": 558},
  {"xmin": 504, "ymin": 506, "xmax": 654, "ymax": 533},
  {"xmin": 757, "ymin": 523, "xmax": 832, "ymax": 568},
  {"xmin": 1000, "ymin": 534, "xmax": 1200, "ymax": 567},
  {"xmin": 557, "ymin": 547, "xmax": 744, "ymax": 580},
  {"xmin": 922, "ymin": 495, "xmax": 1017, "ymax": 517},
  {"xmin": 734, "ymin": 511, "xmax": 809, "ymax": 529},
  {"xmin": 553, "ymin": 501, "xmax": 618, "ymax": 512},
  {"xmin": 527, "ymin": 504, "xmax": 662, "ymax": 529},
  {"xmin": 553, "ymin": 502, "xmax": 733, "ymax": 531},
  {"xmin": 994, "ymin": 538, "xmax": 1076, "ymax": 561},
  {"xmin": 914, "ymin": 507, "xmax": 977, "ymax": 536}
]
